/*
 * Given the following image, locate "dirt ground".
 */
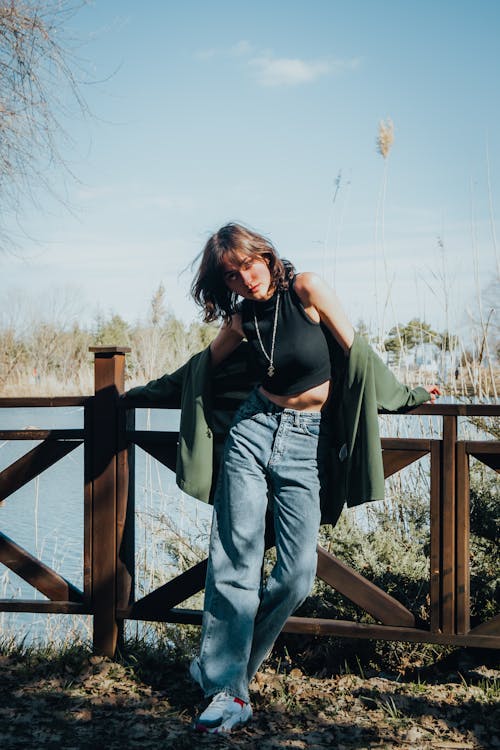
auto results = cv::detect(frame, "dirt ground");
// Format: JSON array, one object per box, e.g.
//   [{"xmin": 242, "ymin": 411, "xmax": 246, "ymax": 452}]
[{"xmin": 0, "ymin": 648, "xmax": 498, "ymax": 749}]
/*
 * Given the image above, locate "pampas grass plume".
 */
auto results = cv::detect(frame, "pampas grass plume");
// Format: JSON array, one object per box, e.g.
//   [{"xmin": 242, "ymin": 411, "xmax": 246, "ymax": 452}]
[{"xmin": 377, "ymin": 118, "xmax": 395, "ymax": 159}]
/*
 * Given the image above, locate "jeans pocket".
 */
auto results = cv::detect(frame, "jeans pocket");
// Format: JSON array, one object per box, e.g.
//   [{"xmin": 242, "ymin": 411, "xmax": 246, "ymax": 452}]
[{"xmin": 300, "ymin": 417, "xmax": 322, "ymax": 438}]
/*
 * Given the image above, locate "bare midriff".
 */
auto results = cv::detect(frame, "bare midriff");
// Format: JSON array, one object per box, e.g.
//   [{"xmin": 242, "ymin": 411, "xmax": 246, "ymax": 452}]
[{"xmin": 259, "ymin": 379, "xmax": 332, "ymax": 412}]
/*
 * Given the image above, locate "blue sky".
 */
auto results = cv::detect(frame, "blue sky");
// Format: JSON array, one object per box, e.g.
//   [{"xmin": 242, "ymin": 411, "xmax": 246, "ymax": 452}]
[{"xmin": 2, "ymin": 0, "xmax": 499, "ymax": 337}]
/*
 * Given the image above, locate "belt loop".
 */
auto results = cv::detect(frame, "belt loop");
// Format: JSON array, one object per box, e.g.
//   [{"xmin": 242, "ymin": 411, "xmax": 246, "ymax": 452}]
[{"xmin": 293, "ymin": 411, "xmax": 301, "ymax": 428}]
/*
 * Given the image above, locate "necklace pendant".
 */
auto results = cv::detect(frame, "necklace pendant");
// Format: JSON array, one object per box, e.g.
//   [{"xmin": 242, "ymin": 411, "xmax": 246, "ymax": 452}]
[{"xmin": 253, "ymin": 292, "xmax": 280, "ymax": 382}]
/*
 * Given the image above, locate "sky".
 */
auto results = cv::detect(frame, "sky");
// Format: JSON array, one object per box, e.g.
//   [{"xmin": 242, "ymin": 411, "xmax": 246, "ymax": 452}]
[{"xmin": 1, "ymin": 0, "xmax": 499, "ymax": 339}]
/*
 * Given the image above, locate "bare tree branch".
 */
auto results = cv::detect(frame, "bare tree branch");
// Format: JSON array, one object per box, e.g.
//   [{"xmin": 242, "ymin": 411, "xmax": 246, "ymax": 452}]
[{"xmin": 0, "ymin": 1, "xmax": 89, "ymax": 249}]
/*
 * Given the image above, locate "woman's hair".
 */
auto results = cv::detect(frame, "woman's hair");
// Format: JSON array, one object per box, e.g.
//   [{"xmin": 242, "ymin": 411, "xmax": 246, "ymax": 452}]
[{"xmin": 191, "ymin": 223, "xmax": 294, "ymax": 323}]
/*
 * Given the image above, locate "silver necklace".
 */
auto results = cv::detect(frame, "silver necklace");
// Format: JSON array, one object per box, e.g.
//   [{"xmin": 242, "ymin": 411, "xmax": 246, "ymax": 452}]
[{"xmin": 253, "ymin": 292, "xmax": 280, "ymax": 377}]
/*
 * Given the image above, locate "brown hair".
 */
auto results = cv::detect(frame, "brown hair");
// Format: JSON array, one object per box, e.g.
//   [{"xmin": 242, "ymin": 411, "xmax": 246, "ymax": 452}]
[{"xmin": 191, "ymin": 223, "xmax": 294, "ymax": 323}]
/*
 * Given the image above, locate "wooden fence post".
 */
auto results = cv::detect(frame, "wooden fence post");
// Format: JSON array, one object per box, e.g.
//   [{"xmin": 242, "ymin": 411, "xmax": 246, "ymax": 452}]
[
  {"xmin": 441, "ymin": 415, "xmax": 457, "ymax": 635},
  {"xmin": 456, "ymin": 440, "xmax": 470, "ymax": 634},
  {"xmin": 116, "ymin": 405, "xmax": 135, "ymax": 632},
  {"xmin": 430, "ymin": 439, "xmax": 442, "ymax": 633},
  {"xmin": 89, "ymin": 346, "xmax": 130, "ymax": 657}
]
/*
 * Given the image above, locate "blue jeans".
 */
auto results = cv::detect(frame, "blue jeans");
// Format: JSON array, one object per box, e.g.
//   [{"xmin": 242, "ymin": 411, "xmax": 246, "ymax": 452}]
[{"xmin": 193, "ymin": 387, "xmax": 328, "ymax": 703}]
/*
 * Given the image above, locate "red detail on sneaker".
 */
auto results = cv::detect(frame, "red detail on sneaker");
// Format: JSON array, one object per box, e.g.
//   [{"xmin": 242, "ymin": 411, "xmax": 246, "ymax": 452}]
[{"xmin": 233, "ymin": 697, "xmax": 245, "ymax": 707}]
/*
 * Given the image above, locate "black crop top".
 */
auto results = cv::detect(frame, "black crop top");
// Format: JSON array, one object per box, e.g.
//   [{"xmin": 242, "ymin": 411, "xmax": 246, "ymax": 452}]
[{"xmin": 240, "ymin": 275, "xmax": 332, "ymax": 395}]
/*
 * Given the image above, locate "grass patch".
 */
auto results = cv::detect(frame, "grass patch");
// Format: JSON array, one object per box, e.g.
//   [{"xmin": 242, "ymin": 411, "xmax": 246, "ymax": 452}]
[{"xmin": 0, "ymin": 640, "xmax": 498, "ymax": 749}]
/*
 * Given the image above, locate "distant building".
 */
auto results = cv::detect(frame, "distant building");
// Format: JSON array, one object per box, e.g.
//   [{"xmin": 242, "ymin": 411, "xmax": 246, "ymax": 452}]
[{"xmin": 388, "ymin": 343, "xmax": 460, "ymax": 381}]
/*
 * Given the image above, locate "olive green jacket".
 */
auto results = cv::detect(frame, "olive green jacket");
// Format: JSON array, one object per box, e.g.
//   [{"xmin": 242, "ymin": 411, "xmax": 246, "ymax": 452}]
[{"xmin": 124, "ymin": 333, "xmax": 431, "ymax": 525}]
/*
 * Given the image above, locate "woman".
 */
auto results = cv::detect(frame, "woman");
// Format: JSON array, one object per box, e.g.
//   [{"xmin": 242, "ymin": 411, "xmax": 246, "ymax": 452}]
[{"xmin": 183, "ymin": 223, "xmax": 438, "ymax": 733}]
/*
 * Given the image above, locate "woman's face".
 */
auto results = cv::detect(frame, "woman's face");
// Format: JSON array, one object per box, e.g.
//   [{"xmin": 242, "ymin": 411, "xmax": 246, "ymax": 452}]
[{"xmin": 220, "ymin": 251, "xmax": 273, "ymax": 300}]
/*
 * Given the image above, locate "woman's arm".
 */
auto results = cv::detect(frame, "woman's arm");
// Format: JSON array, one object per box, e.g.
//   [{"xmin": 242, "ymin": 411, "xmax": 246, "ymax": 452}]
[
  {"xmin": 295, "ymin": 272, "xmax": 441, "ymax": 403},
  {"xmin": 209, "ymin": 313, "xmax": 245, "ymax": 368},
  {"xmin": 293, "ymin": 272, "xmax": 355, "ymax": 353}
]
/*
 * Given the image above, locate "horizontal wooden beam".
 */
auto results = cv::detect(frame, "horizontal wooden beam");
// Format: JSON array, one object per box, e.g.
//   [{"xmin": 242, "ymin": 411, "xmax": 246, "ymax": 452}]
[
  {"xmin": 380, "ymin": 404, "xmax": 500, "ymax": 416},
  {"xmin": 381, "ymin": 438, "xmax": 431, "ymax": 451},
  {"xmin": 0, "ymin": 600, "xmax": 89, "ymax": 614},
  {"xmin": 316, "ymin": 546, "xmax": 415, "ymax": 627},
  {"xmin": 283, "ymin": 616, "xmax": 500, "ymax": 649},
  {"xmin": 122, "ymin": 403, "xmax": 500, "ymax": 415},
  {"xmin": 116, "ymin": 607, "xmax": 500, "ymax": 648},
  {"xmin": 464, "ymin": 441, "xmax": 500, "ymax": 453},
  {"xmin": 0, "ymin": 397, "xmax": 89, "ymax": 407},
  {"xmin": 3, "ymin": 399, "xmax": 493, "ymax": 415},
  {"xmin": 128, "ymin": 430, "xmax": 178, "ymax": 444},
  {"xmin": 117, "ymin": 606, "xmax": 203, "ymax": 624},
  {"xmin": 0, "ymin": 430, "xmax": 84, "ymax": 441},
  {"xmin": 0, "ymin": 532, "xmax": 83, "ymax": 602},
  {"xmin": 0, "ymin": 439, "xmax": 82, "ymax": 501}
]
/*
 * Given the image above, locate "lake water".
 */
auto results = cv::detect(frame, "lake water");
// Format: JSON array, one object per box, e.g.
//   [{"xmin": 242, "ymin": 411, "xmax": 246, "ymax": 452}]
[{"xmin": 0, "ymin": 406, "xmax": 213, "ymax": 645}]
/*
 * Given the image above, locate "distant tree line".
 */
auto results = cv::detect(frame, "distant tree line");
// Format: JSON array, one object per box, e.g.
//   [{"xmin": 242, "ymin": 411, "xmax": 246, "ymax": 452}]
[
  {"xmin": 0, "ymin": 283, "xmax": 498, "ymax": 395},
  {"xmin": 383, "ymin": 319, "xmax": 457, "ymax": 354},
  {"xmin": 0, "ymin": 284, "xmax": 217, "ymax": 393}
]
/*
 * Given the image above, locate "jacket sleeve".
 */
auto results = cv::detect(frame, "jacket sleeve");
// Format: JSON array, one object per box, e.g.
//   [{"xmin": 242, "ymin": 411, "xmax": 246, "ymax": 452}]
[
  {"xmin": 368, "ymin": 346, "xmax": 431, "ymax": 412},
  {"xmin": 121, "ymin": 362, "xmax": 186, "ymax": 407}
]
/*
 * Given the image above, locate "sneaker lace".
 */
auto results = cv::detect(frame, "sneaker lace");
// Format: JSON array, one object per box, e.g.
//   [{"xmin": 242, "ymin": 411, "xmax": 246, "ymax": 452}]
[{"xmin": 210, "ymin": 691, "xmax": 234, "ymax": 708}]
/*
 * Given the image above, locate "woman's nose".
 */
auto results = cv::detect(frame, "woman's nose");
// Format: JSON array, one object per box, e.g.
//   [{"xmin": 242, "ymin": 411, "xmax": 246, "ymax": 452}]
[{"xmin": 240, "ymin": 268, "xmax": 253, "ymax": 285}]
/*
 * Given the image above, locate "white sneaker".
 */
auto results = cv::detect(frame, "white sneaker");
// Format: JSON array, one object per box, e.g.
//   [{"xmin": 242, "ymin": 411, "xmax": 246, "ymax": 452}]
[{"xmin": 194, "ymin": 691, "xmax": 252, "ymax": 733}]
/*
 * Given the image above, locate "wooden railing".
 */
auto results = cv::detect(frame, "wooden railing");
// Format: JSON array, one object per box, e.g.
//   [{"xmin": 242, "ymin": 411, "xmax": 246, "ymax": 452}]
[{"xmin": 0, "ymin": 346, "xmax": 498, "ymax": 656}]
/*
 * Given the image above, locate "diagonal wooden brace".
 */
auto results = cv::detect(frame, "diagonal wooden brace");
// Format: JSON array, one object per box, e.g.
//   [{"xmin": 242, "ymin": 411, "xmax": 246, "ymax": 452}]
[
  {"xmin": 316, "ymin": 546, "xmax": 416, "ymax": 627},
  {"xmin": 469, "ymin": 614, "xmax": 500, "ymax": 636},
  {"xmin": 124, "ymin": 559, "xmax": 208, "ymax": 619},
  {"xmin": 0, "ymin": 531, "xmax": 83, "ymax": 602},
  {"xmin": 132, "ymin": 431, "xmax": 177, "ymax": 472},
  {"xmin": 0, "ymin": 439, "xmax": 82, "ymax": 502},
  {"xmin": 468, "ymin": 450, "xmax": 500, "ymax": 473}
]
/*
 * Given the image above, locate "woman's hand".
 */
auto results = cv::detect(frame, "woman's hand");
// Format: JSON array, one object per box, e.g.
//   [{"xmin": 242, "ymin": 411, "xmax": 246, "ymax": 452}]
[{"xmin": 425, "ymin": 385, "xmax": 441, "ymax": 403}]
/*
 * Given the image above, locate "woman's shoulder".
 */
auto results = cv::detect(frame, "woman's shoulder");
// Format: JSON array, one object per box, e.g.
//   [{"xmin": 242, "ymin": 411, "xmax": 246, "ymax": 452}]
[{"xmin": 291, "ymin": 271, "xmax": 325, "ymax": 299}]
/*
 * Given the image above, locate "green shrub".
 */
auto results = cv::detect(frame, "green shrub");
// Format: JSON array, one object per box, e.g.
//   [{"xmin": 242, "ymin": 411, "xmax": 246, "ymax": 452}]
[{"xmin": 278, "ymin": 464, "xmax": 498, "ymax": 675}]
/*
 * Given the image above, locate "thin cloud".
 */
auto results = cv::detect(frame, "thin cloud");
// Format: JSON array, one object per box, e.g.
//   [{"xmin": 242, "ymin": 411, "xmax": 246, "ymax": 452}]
[
  {"xmin": 195, "ymin": 48, "xmax": 217, "ymax": 60},
  {"xmin": 77, "ymin": 185, "xmax": 116, "ymax": 202},
  {"xmin": 194, "ymin": 42, "xmax": 360, "ymax": 87},
  {"xmin": 230, "ymin": 40, "xmax": 254, "ymax": 57},
  {"xmin": 249, "ymin": 55, "xmax": 360, "ymax": 87},
  {"xmin": 195, "ymin": 39, "xmax": 253, "ymax": 60}
]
